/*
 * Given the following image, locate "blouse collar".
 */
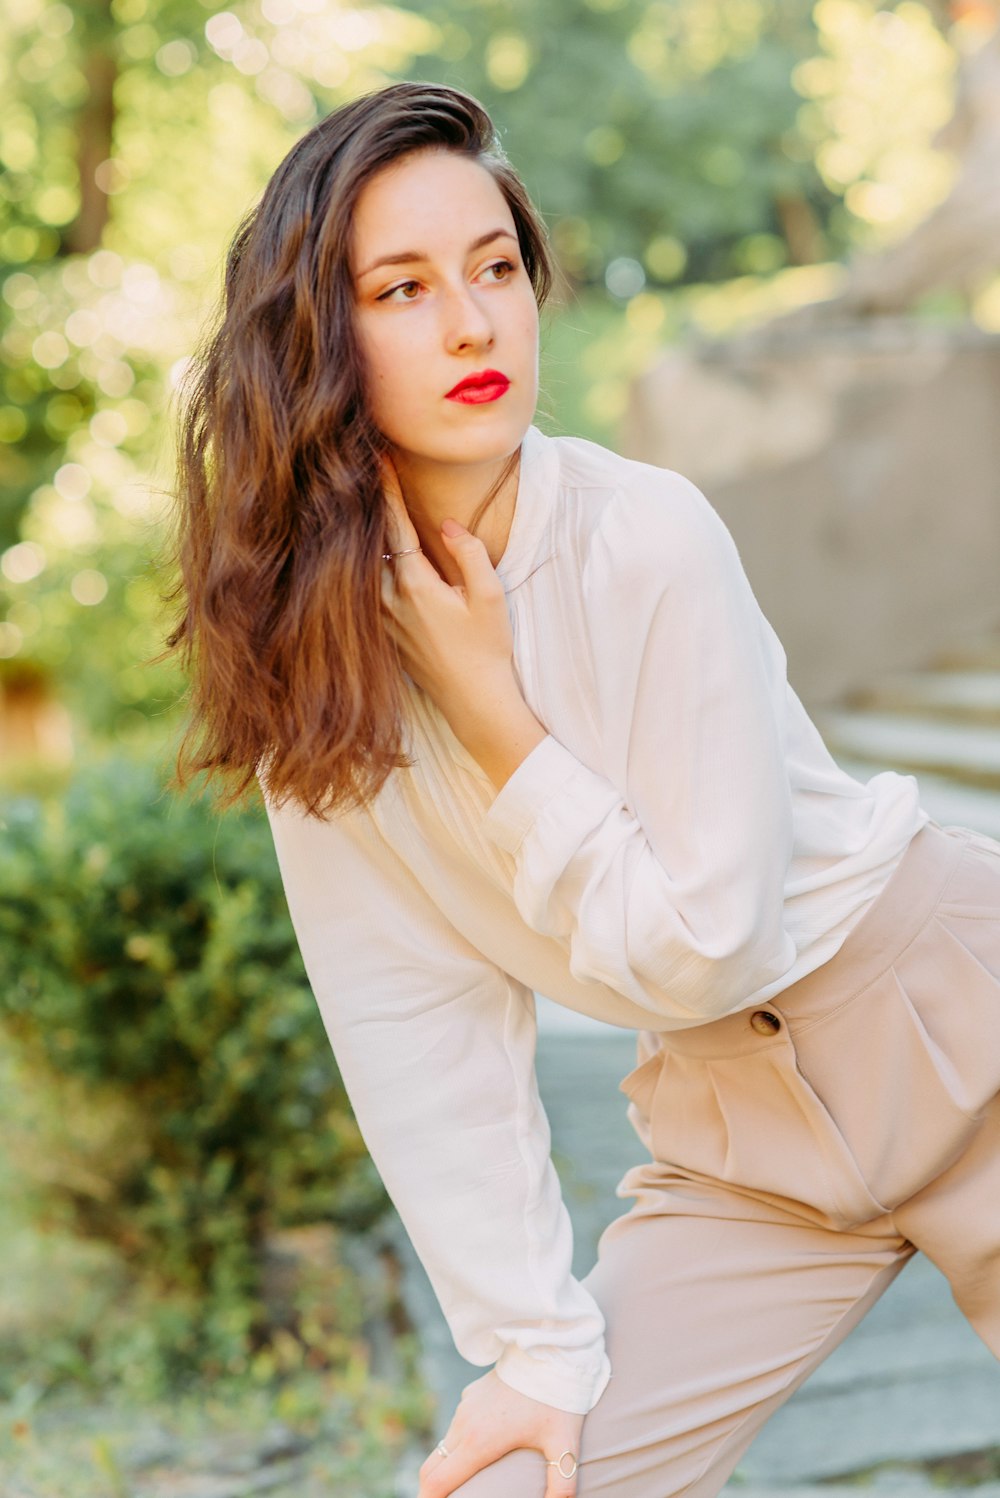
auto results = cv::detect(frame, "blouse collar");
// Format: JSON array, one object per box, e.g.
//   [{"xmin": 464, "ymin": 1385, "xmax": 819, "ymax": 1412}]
[{"xmin": 494, "ymin": 423, "xmax": 561, "ymax": 592}]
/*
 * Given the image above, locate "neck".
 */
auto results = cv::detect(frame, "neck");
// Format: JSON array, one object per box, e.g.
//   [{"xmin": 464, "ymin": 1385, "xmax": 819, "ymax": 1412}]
[{"xmin": 390, "ymin": 446, "xmax": 522, "ymax": 584}]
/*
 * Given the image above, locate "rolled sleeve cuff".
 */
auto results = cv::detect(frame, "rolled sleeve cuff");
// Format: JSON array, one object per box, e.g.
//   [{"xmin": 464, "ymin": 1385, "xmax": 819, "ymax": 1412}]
[
  {"xmin": 483, "ymin": 733, "xmax": 590, "ymax": 855},
  {"xmin": 493, "ymin": 1343, "xmax": 613, "ymax": 1415}
]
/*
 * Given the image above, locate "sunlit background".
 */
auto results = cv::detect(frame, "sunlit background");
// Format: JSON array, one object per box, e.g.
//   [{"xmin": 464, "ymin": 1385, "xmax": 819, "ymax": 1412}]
[
  {"xmin": 2, "ymin": 2, "xmax": 1000, "ymax": 1492},
  {"xmin": 3, "ymin": 0, "xmax": 997, "ymax": 766}
]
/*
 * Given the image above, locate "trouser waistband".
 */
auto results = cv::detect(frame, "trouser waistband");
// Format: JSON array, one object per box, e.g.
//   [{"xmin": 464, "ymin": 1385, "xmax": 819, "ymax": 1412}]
[{"xmin": 655, "ymin": 820, "xmax": 969, "ymax": 1060}]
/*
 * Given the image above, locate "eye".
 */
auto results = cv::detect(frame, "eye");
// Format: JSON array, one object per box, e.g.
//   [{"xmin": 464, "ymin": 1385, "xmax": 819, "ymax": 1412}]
[
  {"xmin": 483, "ymin": 258, "xmax": 517, "ymax": 282},
  {"xmin": 377, "ymin": 279, "xmax": 422, "ymax": 304}
]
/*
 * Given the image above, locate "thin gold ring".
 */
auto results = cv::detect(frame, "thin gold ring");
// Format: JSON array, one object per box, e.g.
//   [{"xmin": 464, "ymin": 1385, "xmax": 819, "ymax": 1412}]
[{"xmin": 546, "ymin": 1450, "xmax": 579, "ymax": 1478}]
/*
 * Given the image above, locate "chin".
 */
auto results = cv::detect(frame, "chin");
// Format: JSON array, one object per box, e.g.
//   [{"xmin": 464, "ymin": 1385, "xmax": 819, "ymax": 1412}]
[{"xmin": 394, "ymin": 408, "xmax": 533, "ymax": 468}]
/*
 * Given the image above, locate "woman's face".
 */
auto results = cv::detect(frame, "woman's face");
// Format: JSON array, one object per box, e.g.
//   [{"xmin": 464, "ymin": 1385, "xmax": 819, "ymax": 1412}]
[{"xmin": 350, "ymin": 149, "xmax": 540, "ymax": 476}]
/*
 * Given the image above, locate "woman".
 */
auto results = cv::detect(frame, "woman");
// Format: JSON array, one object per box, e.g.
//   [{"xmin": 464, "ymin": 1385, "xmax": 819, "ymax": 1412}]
[{"xmin": 168, "ymin": 81, "xmax": 1000, "ymax": 1498}]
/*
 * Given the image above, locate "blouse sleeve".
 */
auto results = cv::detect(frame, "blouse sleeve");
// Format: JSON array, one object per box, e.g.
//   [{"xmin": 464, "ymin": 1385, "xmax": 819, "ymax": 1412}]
[
  {"xmin": 262, "ymin": 794, "xmax": 612, "ymax": 1416},
  {"xmin": 481, "ymin": 466, "xmax": 799, "ymax": 1024}
]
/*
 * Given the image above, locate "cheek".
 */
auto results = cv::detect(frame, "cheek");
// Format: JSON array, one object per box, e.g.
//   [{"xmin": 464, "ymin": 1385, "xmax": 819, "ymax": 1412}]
[
  {"xmin": 360, "ymin": 324, "xmax": 416, "ymax": 408},
  {"xmin": 513, "ymin": 293, "xmax": 540, "ymax": 355}
]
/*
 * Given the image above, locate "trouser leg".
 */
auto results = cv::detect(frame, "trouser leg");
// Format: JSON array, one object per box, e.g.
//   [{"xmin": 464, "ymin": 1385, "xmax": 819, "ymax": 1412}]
[
  {"xmin": 888, "ymin": 849, "xmax": 1000, "ymax": 1354},
  {"xmin": 450, "ymin": 1173, "xmax": 912, "ymax": 1498},
  {"xmin": 895, "ymin": 1091, "xmax": 1000, "ymax": 1355},
  {"xmin": 451, "ymin": 825, "xmax": 1000, "ymax": 1497}
]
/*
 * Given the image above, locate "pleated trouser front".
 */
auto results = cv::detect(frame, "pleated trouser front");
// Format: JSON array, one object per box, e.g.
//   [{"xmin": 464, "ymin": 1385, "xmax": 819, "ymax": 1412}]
[{"xmin": 452, "ymin": 819, "xmax": 1000, "ymax": 1496}]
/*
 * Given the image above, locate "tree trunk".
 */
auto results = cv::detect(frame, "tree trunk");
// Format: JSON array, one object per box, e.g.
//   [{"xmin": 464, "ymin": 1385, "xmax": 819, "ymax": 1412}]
[
  {"xmin": 62, "ymin": 0, "xmax": 117, "ymax": 256},
  {"xmin": 754, "ymin": 9, "xmax": 1000, "ymax": 329},
  {"xmin": 773, "ymin": 192, "xmax": 825, "ymax": 267}
]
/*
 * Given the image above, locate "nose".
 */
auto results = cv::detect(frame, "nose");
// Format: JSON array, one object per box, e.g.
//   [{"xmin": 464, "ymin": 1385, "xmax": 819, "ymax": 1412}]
[{"xmin": 442, "ymin": 281, "xmax": 494, "ymax": 355}]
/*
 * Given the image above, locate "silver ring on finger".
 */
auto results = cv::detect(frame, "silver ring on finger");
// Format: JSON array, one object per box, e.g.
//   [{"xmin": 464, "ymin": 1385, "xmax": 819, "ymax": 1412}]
[
  {"xmin": 546, "ymin": 1450, "xmax": 579, "ymax": 1478},
  {"xmin": 435, "ymin": 1440, "xmax": 450, "ymax": 1458}
]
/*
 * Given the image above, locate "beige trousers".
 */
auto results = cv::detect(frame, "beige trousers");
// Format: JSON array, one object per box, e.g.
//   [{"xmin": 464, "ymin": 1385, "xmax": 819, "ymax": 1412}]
[{"xmin": 453, "ymin": 820, "xmax": 1000, "ymax": 1497}]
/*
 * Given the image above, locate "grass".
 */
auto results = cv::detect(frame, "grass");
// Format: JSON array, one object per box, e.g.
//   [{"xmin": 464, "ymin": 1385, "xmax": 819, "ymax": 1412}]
[
  {"xmin": 0, "ymin": 1371, "xmax": 428, "ymax": 1498},
  {"xmin": 0, "ymin": 1046, "xmax": 433, "ymax": 1498}
]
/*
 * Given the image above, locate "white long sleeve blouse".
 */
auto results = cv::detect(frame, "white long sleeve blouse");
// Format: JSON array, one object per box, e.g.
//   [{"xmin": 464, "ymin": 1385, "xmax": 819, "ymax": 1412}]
[{"xmin": 262, "ymin": 423, "xmax": 930, "ymax": 1416}]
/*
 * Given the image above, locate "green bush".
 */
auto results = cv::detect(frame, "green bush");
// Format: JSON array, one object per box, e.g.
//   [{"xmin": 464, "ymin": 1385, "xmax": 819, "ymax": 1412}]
[{"xmin": 0, "ymin": 749, "xmax": 387, "ymax": 1384}]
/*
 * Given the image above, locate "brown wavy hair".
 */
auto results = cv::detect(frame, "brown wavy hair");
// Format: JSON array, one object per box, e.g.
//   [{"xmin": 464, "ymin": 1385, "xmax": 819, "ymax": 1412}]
[{"xmin": 165, "ymin": 81, "xmax": 556, "ymax": 818}]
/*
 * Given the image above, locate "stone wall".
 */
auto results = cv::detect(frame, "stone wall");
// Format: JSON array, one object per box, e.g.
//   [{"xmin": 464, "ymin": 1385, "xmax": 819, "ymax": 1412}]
[{"xmin": 621, "ymin": 319, "xmax": 1000, "ymax": 709}]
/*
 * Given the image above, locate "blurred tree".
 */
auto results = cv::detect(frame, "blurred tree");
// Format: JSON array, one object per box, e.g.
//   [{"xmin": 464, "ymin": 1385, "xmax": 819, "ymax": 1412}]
[
  {"xmin": 735, "ymin": 0, "xmax": 1000, "ymax": 331},
  {"xmin": 0, "ymin": 0, "xmax": 435, "ymax": 744},
  {"xmin": 796, "ymin": 1, "xmax": 1000, "ymax": 320},
  {"xmin": 0, "ymin": 0, "xmax": 973, "ymax": 754},
  {"xmin": 400, "ymin": 0, "xmax": 833, "ymax": 284},
  {"xmin": 64, "ymin": 0, "xmax": 117, "ymax": 255}
]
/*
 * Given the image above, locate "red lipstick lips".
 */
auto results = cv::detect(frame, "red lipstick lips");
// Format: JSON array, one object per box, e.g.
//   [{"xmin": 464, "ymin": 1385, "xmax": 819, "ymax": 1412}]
[{"xmin": 445, "ymin": 369, "xmax": 510, "ymax": 404}]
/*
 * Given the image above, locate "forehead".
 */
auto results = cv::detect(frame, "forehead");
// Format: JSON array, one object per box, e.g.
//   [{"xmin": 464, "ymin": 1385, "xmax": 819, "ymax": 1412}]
[{"xmin": 350, "ymin": 151, "xmax": 515, "ymax": 260}]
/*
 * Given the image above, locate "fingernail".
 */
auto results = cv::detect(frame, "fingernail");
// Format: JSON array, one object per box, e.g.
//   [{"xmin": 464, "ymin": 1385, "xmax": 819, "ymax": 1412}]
[{"xmin": 441, "ymin": 517, "xmax": 465, "ymax": 537}]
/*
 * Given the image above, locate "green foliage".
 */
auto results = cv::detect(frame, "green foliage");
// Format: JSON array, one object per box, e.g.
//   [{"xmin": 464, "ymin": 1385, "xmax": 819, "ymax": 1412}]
[
  {"xmin": 0, "ymin": 749, "xmax": 387, "ymax": 1382},
  {"xmin": 405, "ymin": 0, "xmax": 831, "ymax": 282},
  {"xmin": 0, "ymin": 0, "xmax": 963, "ymax": 737}
]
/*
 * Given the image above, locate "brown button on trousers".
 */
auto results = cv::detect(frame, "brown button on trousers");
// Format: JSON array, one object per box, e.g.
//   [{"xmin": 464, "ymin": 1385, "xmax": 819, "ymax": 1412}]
[{"xmin": 453, "ymin": 820, "xmax": 1000, "ymax": 1496}]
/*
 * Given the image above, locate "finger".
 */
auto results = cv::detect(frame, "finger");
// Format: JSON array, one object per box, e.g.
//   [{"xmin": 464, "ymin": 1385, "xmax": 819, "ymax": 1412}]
[
  {"xmin": 439, "ymin": 519, "xmax": 503, "ymax": 598},
  {"xmin": 381, "ymin": 553, "xmax": 446, "ymax": 615},
  {"xmin": 378, "ymin": 452, "xmax": 405, "ymax": 515},
  {"xmin": 416, "ymin": 1436, "xmax": 470, "ymax": 1498},
  {"xmin": 379, "ymin": 565, "xmax": 411, "ymax": 642},
  {"xmin": 542, "ymin": 1450, "xmax": 580, "ymax": 1498},
  {"xmin": 379, "ymin": 454, "xmax": 420, "ymax": 552},
  {"xmin": 379, "ymin": 450, "xmax": 404, "ymax": 501},
  {"xmin": 380, "ymin": 547, "xmax": 428, "ymax": 613},
  {"xmin": 381, "ymin": 546, "xmax": 424, "ymax": 594}
]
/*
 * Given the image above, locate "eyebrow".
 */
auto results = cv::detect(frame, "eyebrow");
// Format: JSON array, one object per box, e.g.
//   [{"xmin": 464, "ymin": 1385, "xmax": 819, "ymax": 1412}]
[{"xmin": 356, "ymin": 228, "xmax": 519, "ymax": 280}]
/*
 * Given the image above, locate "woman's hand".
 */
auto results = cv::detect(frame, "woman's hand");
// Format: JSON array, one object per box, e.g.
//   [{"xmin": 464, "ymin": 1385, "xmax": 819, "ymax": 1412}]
[
  {"xmin": 418, "ymin": 1369, "xmax": 586, "ymax": 1498},
  {"xmin": 379, "ymin": 455, "xmax": 547, "ymax": 787},
  {"xmin": 379, "ymin": 455, "xmax": 516, "ymax": 716}
]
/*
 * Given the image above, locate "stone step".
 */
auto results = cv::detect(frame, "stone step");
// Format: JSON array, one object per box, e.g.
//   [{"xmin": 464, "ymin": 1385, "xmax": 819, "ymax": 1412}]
[
  {"xmin": 735, "ymin": 1356, "xmax": 1000, "ymax": 1485},
  {"xmin": 816, "ymin": 709, "xmax": 1000, "ymax": 786},
  {"xmin": 731, "ymin": 1250, "xmax": 1000, "ymax": 1484},
  {"xmin": 726, "ymin": 1487, "xmax": 1000, "ymax": 1498},
  {"xmin": 831, "ymin": 756, "xmax": 1000, "ymax": 839},
  {"xmin": 843, "ymin": 669, "xmax": 1000, "ymax": 721},
  {"xmin": 924, "ymin": 629, "xmax": 1000, "ymax": 674}
]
